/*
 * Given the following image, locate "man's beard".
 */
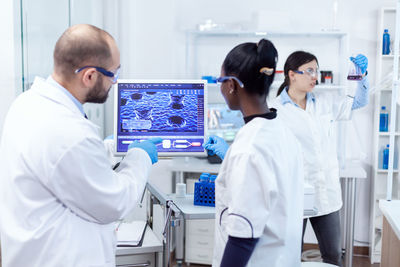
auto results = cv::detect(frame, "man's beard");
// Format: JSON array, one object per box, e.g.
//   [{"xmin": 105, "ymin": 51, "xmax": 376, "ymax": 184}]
[{"xmin": 86, "ymin": 77, "xmax": 111, "ymax": 104}]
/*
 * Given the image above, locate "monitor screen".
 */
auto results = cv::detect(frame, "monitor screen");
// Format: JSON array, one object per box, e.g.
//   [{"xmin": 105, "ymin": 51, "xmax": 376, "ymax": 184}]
[{"xmin": 114, "ymin": 79, "xmax": 207, "ymax": 157}]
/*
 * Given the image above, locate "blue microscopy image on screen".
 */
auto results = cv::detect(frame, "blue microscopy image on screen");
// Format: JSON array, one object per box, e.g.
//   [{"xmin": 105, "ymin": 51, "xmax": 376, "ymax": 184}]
[{"xmin": 120, "ymin": 90, "xmax": 198, "ymax": 133}]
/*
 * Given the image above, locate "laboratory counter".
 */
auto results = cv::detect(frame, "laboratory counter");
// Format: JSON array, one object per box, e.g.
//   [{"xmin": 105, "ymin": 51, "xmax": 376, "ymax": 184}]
[{"xmin": 379, "ymin": 199, "xmax": 400, "ymax": 267}]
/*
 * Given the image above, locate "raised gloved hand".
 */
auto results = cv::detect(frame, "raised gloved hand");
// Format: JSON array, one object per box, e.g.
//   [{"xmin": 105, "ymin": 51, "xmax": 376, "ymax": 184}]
[
  {"xmin": 350, "ymin": 54, "xmax": 368, "ymax": 75},
  {"xmin": 202, "ymin": 135, "xmax": 229, "ymax": 160},
  {"xmin": 128, "ymin": 137, "xmax": 163, "ymax": 164}
]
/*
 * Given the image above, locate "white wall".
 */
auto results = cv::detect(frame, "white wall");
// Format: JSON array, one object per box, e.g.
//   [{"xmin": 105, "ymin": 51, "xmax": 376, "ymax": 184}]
[
  {"xmin": 111, "ymin": 0, "xmax": 396, "ymax": 245},
  {"xmin": 0, "ymin": 0, "xmax": 20, "ymax": 137}
]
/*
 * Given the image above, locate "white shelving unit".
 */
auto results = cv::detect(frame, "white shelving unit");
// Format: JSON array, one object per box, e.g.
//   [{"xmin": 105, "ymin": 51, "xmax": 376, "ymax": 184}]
[{"xmin": 370, "ymin": 6, "xmax": 400, "ymax": 264}]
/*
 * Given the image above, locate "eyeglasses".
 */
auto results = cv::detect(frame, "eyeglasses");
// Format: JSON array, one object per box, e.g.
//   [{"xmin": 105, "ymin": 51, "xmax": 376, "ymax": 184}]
[
  {"xmin": 216, "ymin": 76, "xmax": 244, "ymax": 88},
  {"xmin": 75, "ymin": 65, "xmax": 121, "ymax": 84},
  {"xmin": 294, "ymin": 68, "xmax": 319, "ymax": 78}
]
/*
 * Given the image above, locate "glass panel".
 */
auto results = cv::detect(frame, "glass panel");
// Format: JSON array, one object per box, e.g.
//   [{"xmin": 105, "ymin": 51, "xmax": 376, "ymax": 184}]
[
  {"xmin": 20, "ymin": 0, "xmax": 107, "ymax": 136},
  {"xmin": 70, "ymin": 0, "xmax": 103, "ymax": 27},
  {"xmin": 21, "ymin": 0, "xmax": 70, "ymax": 91},
  {"xmin": 69, "ymin": 0, "xmax": 106, "ymax": 136},
  {"xmin": 207, "ymin": 103, "xmax": 243, "ymax": 142}
]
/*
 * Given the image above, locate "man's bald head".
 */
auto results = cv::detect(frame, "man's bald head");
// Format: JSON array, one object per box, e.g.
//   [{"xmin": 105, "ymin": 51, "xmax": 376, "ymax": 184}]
[{"xmin": 53, "ymin": 24, "xmax": 115, "ymax": 79}]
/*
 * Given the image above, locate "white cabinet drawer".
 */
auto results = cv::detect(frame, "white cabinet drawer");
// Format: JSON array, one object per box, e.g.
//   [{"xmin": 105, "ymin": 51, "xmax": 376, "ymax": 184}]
[
  {"xmin": 186, "ymin": 234, "xmax": 214, "ymax": 249},
  {"xmin": 186, "ymin": 219, "xmax": 215, "ymax": 236},
  {"xmin": 116, "ymin": 253, "xmax": 155, "ymax": 267},
  {"xmin": 185, "ymin": 246, "xmax": 213, "ymax": 265}
]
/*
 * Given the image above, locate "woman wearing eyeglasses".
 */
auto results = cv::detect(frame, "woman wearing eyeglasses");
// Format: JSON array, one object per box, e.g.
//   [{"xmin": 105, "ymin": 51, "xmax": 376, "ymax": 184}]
[
  {"xmin": 272, "ymin": 51, "xmax": 369, "ymax": 266},
  {"xmin": 203, "ymin": 39, "xmax": 305, "ymax": 267}
]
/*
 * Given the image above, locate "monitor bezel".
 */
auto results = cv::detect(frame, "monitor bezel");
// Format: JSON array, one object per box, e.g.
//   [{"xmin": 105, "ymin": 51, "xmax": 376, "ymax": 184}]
[{"xmin": 113, "ymin": 79, "xmax": 208, "ymax": 157}]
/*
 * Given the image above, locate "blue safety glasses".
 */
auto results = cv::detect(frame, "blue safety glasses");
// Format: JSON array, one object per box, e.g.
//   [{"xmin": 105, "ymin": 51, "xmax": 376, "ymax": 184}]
[
  {"xmin": 75, "ymin": 65, "xmax": 121, "ymax": 84},
  {"xmin": 216, "ymin": 76, "xmax": 244, "ymax": 88},
  {"xmin": 294, "ymin": 68, "xmax": 319, "ymax": 78}
]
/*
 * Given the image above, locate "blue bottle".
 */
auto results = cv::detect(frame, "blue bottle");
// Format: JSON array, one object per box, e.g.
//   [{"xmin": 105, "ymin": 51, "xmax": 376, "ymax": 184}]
[
  {"xmin": 383, "ymin": 145, "xmax": 390, "ymax": 169},
  {"xmin": 380, "ymin": 106, "xmax": 389, "ymax": 132},
  {"xmin": 383, "ymin": 29, "xmax": 390, "ymax": 55}
]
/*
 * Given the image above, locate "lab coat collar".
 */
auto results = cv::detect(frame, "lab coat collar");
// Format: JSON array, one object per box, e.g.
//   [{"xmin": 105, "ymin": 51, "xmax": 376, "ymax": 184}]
[
  {"xmin": 46, "ymin": 76, "xmax": 86, "ymax": 117},
  {"xmin": 280, "ymin": 87, "xmax": 315, "ymax": 107},
  {"xmin": 243, "ymin": 108, "xmax": 277, "ymax": 124},
  {"xmin": 30, "ymin": 76, "xmax": 88, "ymax": 120}
]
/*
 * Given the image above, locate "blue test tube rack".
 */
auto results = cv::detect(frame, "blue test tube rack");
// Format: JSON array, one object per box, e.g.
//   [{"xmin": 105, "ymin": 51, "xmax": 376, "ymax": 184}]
[{"xmin": 193, "ymin": 173, "xmax": 217, "ymax": 207}]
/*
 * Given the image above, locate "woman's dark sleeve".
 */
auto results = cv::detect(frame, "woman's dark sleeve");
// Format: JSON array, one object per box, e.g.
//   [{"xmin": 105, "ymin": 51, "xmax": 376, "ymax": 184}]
[{"xmin": 220, "ymin": 236, "xmax": 259, "ymax": 267}]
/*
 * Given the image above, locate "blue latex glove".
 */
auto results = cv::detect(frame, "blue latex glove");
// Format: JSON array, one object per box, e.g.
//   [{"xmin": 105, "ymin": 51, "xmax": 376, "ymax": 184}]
[
  {"xmin": 202, "ymin": 135, "xmax": 229, "ymax": 160},
  {"xmin": 350, "ymin": 54, "xmax": 368, "ymax": 75},
  {"xmin": 104, "ymin": 134, "xmax": 114, "ymax": 140},
  {"xmin": 128, "ymin": 137, "xmax": 162, "ymax": 164}
]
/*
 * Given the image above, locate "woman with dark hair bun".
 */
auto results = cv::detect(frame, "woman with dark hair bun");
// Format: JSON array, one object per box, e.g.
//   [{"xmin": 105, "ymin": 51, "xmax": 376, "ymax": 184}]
[
  {"xmin": 203, "ymin": 39, "xmax": 304, "ymax": 267},
  {"xmin": 272, "ymin": 51, "xmax": 370, "ymax": 266}
]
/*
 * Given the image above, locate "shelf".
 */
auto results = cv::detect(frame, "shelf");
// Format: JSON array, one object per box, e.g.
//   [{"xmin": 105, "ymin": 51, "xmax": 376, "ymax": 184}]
[
  {"xmin": 187, "ymin": 30, "xmax": 347, "ymax": 38},
  {"xmin": 376, "ymin": 194, "xmax": 400, "ymax": 201},
  {"xmin": 376, "ymin": 193, "xmax": 389, "ymax": 200},
  {"xmin": 208, "ymin": 129, "xmax": 239, "ymax": 134},
  {"xmin": 378, "ymin": 132, "xmax": 400, "ymax": 136},
  {"xmin": 382, "ymin": 54, "xmax": 399, "ymax": 59},
  {"xmin": 270, "ymin": 81, "xmax": 344, "ymax": 90},
  {"xmin": 314, "ymin": 85, "xmax": 345, "ymax": 90},
  {"xmin": 207, "ymin": 83, "xmax": 219, "ymax": 88},
  {"xmin": 377, "ymin": 169, "xmax": 399, "ymax": 173},
  {"xmin": 382, "ymin": 7, "xmax": 396, "ymax": 12},
  {"xmin": 207, "ymin": 82, "xmax": 344, "ymax": 91}
]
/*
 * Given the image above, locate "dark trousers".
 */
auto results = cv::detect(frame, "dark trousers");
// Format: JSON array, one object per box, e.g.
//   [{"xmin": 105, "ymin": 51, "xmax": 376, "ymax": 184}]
[{"xmin": 302, "ymin": 210, "xmax": 342, "ymax": 267}]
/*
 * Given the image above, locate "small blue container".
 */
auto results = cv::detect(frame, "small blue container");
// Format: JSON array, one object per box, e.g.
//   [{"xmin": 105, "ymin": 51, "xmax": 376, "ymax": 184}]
[
  {"xmin": 383, "ymin": 144, "xmax": 390, "ymax": 169},
  {"xmin": 194, "ymin": 172, "xmax": 216, "ymax": 207},
  {"xmin": 199, "ymin": 173, "xmax": 210, "ymax": 182},
  {"xmin": 380, "ymin": 106, "xmax": 389, "ymax": 132},
  {"xmin": 209, "ymin": 175, "xmax": 217, "ymax": 182},
  {"xmin": 383, "ymin": 29, "xmax": 390, "ymax": 55}
]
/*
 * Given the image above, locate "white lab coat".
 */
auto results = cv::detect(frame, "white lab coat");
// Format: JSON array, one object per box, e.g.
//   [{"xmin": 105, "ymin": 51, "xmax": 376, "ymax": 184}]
[
  {"xmin": 0, "ymin": 77, "xmax": 152, "ymax": 267},
  {"xmin": 272, "ymin": 91, "xmax": 353, "ymax": 216},
  {"xmin": 213, "ymin": 116, "xmax": 304, "ymax": 267}
]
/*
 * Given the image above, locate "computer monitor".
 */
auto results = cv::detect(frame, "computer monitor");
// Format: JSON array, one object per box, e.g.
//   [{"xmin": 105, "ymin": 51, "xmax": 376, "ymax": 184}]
[{"xmin": 114, "ymin": 79, "xmax": 207, "ymax": 157}]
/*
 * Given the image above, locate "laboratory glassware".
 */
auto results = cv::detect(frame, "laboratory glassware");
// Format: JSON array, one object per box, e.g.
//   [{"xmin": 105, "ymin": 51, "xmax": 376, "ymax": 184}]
[
  {"xmin": 175, "ymin": 183, "xmax": 186, "ymax": 198},
  {"xmin": 347, "ymin": 57, "xmax": 363, "ymax": 80},
  {"xmin": 320, "ymin": 71, "xmax": 333, "ymax": 84}
]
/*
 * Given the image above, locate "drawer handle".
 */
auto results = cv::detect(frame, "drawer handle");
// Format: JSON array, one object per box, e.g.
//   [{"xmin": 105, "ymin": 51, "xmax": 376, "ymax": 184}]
[
  {"xmin": 197, "ymin": 241, "xmax": 209, "ymax": 245},
  {"xmin": 198, "ymin": 228, "xmax": 209, "ymax": 232},
  {"xmin": 197, "ymin": 254, "xmax": 209, "ymax": 258},
  {"xmin": 117, "ymin": 261, "xmax": 151, "ymax": 267}
]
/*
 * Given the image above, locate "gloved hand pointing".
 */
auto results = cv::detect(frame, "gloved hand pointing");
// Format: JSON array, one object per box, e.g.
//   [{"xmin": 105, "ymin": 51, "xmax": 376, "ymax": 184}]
[
  {"xmin": 350, "ymin": 54, "xmax": 368, "ymax": 75},
  {"xmin": 128, "ymin": 137, "xmax": 162, "ymax": 164},
  {"xmin": 202, "ymin": 135, "xmax": 229, "ymax": 160}
]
